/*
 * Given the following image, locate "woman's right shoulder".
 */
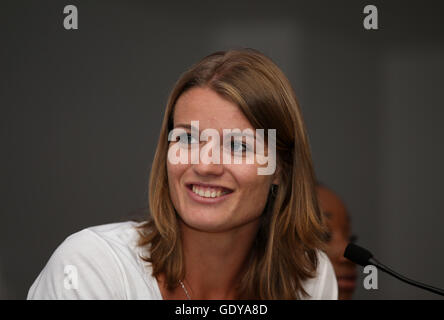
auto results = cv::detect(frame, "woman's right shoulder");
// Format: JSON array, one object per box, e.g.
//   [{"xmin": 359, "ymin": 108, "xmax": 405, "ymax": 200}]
[
  {"xmin": 49, "ymin": 220, "xmax": 144, "ymax": 260},
  {"xmin": 27, "ymin": 221, "xmax": 147, "ymax": 299}
]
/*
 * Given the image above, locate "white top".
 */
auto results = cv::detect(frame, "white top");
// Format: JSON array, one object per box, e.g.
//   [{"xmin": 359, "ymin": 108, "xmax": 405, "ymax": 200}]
[{"xmin": 27, "ymin": 221, "xmax": 338, "ymax": 300}]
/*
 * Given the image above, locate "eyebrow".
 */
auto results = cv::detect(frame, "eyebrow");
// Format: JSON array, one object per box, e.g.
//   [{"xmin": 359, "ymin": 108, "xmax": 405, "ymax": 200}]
[
  {"xmin": 174, "ymin": 123, "xmax": 257, "ymax": 139},
  {"xmin": 323, "ymin": 211, "xmax": 333, "ymax": 219},
  {"xmin": 174, "ymin": 123, "xmax": 197, "ymax": 131},
  {"xmin": 227, "ymin": 131, "xmax": 256, "ymax": 139}
]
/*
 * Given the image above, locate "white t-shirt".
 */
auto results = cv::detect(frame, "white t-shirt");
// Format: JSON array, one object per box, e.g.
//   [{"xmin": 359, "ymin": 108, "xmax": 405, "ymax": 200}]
[{"xmin": 27, "ymin": 221, "xmax": 338, "ymax": 300}]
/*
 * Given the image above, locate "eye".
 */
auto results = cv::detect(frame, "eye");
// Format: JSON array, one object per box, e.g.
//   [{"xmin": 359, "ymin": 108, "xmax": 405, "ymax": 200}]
[
  {"xmin": 349, "ymin": 234, "xmax": 358, "ymax": 243},
  {"xmin": 178, "ymin": 132, "xmax": 198, "ymax": 145},
  {"xmin": 231, "ymin": 140, "xmax": 248, "ymax": 153},
  {"xmin": 229, "ymin": 137, "xmax": 253, "ymax": 155}
]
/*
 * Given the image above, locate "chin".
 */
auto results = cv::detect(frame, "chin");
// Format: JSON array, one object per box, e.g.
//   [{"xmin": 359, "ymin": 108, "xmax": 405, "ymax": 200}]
[
  {"xmin": 178, "ymin": 212, "xmax": 231, "ymax": 233},
  {"xmin": 338, "ymin": 291, "xmax": 354, "ymax": 300}
]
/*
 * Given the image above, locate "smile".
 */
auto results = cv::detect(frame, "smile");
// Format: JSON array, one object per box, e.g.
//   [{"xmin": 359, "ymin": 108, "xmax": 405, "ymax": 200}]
[{"xmin": 186, "ymin": 183, "xmax": 234, "ymax": 201}]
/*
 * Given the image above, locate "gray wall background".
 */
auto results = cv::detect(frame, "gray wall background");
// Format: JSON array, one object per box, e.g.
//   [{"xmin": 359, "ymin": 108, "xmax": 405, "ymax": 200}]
[{"xmin": 1, "ymin": 0, "xmax": 443, "ymax": 299}]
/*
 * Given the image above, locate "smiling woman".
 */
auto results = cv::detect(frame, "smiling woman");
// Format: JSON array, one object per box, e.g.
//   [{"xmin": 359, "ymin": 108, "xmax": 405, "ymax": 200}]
[
  {"xmin": 138, "ymin": 49, "xmax": 337, "ymax": 300},
  {"xmin": 27, "ymin": 49, "xmax": 337, "ymax": 300}
]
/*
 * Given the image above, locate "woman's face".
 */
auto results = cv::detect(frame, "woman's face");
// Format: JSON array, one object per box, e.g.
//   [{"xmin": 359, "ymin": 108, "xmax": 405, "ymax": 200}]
[{"xmin": 167, "ymin": 87, "xmax": 278, "ymax": 233}]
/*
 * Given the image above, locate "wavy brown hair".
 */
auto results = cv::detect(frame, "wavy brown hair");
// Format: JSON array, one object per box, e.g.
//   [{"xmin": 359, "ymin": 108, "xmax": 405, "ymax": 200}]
[{"xmin": 138, "ymin": 48, "xmax": 327, "ymax": 299}]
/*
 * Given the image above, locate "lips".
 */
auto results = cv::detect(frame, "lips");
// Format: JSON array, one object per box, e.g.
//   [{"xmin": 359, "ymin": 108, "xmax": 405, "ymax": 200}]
[
  {"xmin": 336, "ymin": 274, "xmax": 357, "ymax": 291},
  {"xmin": 186, "ymin": 182, "xmax": 234, "ymax": 199}
]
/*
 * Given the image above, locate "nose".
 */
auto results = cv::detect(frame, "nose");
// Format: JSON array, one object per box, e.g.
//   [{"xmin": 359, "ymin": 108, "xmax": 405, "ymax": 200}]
[
  {"xmin": 192, "ymin": 160, "xmax": 224, "ymax": 177},
  {"xmin": 192, "ymin": 143, "xmax": 225, "ymax": 177},
  {"xmin": 337, "ymin": 238, "xmax": 355, "ymax": 265}
]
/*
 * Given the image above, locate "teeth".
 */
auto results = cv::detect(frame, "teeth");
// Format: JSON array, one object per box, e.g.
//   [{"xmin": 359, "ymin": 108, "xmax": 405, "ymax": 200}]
[{"xmin": 190, "ymin": 184, "xmax": 230, "ymax": 198}]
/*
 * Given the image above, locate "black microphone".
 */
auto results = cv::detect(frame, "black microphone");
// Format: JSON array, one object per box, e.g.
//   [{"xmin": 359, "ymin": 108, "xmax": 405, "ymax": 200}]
[{"xmin": 344, "ymin": 243, "xmax": 444, "ymax": 297}]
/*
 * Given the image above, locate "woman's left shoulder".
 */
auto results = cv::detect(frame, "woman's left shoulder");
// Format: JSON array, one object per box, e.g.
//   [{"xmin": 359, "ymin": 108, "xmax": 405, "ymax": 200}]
[{"xmin": 301, "ymin": 250, "xmax": 338, "ymax": 300}]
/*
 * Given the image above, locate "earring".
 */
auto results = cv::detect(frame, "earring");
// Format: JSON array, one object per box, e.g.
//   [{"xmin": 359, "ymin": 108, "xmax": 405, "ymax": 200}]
[{"xmin": 270, "ymin": 184, "xmax": 278, "ymax": 196}]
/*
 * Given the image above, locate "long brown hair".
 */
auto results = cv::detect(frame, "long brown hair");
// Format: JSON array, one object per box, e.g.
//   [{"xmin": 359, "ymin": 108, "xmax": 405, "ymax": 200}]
[{"xmin": 138, "ymin": 48, "xmax": 326, "ymax": 299}]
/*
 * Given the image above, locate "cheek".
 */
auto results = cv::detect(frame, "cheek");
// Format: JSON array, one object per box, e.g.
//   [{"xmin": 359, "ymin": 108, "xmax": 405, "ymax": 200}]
[
  {"xmin": 166, "ymin": 162, "xmax": 188, "ymax": 198},
  {"xmin": 231, "ymin": 164, "xmax": 272, "ymax": 208},
  {"xmin": 241, "ymin": 164, "xmax": 272, "ymax": 189},
  {"xmin": 327, "ymin": 234, "xmax": 348, "ymax": 256}
]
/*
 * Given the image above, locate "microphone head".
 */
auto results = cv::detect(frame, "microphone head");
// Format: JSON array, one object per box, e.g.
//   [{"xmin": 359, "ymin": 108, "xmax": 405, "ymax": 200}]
[{"xmin": 344, "ymin": 243, "xmax": 374, "ymax": 266}]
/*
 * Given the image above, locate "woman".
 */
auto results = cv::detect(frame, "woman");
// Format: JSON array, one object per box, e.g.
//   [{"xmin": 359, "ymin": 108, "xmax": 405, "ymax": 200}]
[{"xmin": 28, "ymin": 49, "xmax": 337, "ymax": 299}]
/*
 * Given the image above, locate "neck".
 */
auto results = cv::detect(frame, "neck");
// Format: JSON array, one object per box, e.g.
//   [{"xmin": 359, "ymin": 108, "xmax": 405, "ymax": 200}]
[{"xmin": 179, "ymin": 219, "xmax": 260, "ymax": 299}]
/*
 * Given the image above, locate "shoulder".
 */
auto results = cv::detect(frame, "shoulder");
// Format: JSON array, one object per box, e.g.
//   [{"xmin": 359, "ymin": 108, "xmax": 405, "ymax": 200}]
[
  {"xmin": 301, "ymin": 250, "xmax": 338, "ymax": 300},
  {"xmin": 84, "ymin": 220, "xmax": 142, "ymax": 248},
  {"xmin": 27, "ymin": 221, "xmax": 161, "ymax": 300},
  {"xmin": 45, "ymin": 220, "xmax": 143, "ymax": 269}
]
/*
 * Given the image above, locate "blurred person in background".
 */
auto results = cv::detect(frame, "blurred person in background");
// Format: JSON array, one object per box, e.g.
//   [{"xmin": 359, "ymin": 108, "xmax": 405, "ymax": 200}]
[{"xmin": 316, "ymin": 183, "xmax": 357, "ymax": 300}]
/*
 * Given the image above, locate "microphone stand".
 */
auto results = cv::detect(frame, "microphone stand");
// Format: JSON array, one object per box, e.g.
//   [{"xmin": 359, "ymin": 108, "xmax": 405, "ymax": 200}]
[
  {"xmin": 368, "ymin": 257, "xmax": 444, "ymax": 297},
  {"xmin": 344, "ymin": 243, "xmax": 444, "ymax": 297}
]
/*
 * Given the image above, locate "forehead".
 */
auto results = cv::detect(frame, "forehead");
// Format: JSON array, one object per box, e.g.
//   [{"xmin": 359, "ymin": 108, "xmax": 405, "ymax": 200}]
[{"xmin": 173, "ymin": 87, "xmax": 253, "ymax": 130}]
